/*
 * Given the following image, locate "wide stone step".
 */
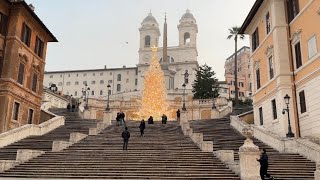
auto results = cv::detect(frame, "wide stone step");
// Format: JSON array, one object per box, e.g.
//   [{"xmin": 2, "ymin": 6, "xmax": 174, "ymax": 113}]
[{"xmin": 190, "ymin": 119, "xmax": 316, "ymax": 179}]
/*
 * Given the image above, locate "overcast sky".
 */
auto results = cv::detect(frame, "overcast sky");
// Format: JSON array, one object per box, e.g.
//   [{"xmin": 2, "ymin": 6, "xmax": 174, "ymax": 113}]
[{"xmin": 26, "ymin": 0, "xmax": 255, "ymax": 80}]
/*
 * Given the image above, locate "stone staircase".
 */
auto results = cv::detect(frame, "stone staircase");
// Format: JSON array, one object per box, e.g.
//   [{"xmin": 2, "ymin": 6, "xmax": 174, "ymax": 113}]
[
  {"xmin": 0, "ymin": 109, "xmax": 99, "ymax": 160},
  {"xmin": 0, "ymin": 119, "xmax": 240, "ymax": 179},
  {"xmin": 190, "ymin": 118, "xmax": 316, "ymax": 179}
]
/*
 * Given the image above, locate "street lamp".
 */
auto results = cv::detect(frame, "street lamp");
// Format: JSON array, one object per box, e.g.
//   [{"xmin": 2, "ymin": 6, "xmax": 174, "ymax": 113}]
[
  {"xmin": 282, "ymin": 94, "xmax": 294, "ymax": 138},
  {"xmin": 184, "ymin": 70, "xmax": 189, "ymax": 84},
  {"xmin": 69, "ymin": 94, "xmax": 73, "ymax": 107},
  {"xmin": 82, "ymin": 84, "xmax": 90, "ymax": 109},
  {"xmin": 106, "ymin": 84, "xmax": 111, "ymax": 111},
  {"xmin": 212, "ymin": 98, "xmax": 216, "ymax": 109},
  {"xmin": 182, "ymin": 83, "xmax": 186, "ymax": 111}
]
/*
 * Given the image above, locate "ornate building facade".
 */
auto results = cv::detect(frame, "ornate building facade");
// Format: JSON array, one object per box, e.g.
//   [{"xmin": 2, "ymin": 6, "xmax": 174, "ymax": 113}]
[
  {"xmin": 44, "ymin": 10, "xmax": 199, "ymax": 100},
  {"xmin": 239, "ymin": 0, "xmax": 320, "ymax": 138},
  {"xmin": 0, "ymin": 0, "xmax": 57, "ymax": 133},
  {"xmin": 224, "ymin": 46, "xmax": 252, "ymax": 100}
]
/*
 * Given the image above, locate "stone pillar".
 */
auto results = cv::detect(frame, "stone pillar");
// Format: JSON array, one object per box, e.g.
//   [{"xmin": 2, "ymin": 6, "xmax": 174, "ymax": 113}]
[
  {"xmin": 201, "ymin": 141, "xmax": 213, "ymax": 152},
  {"xmin": 191, "ymin": 133, "xmax": 203, "ymax": 146},
  {"xmin": 103, "ymin": 111, "xmax": 112, "ymax": 125},
  {"xmin": 52, "ymin": 141, "xmax": 73, "ymax": 152},
  {"xmin": 90, "ymin": 109, "xmax": 97, "ymax": 119},
  {"xmin": 16, "ymin": 149, "xmax": 45, "ymax": 163},
  {"xmin": 180, "ymin": 111, "xmax": 187, "ymax": 125},
  {"xmin": 214, "ymin": 150, "xmax": 235, "ymax": 164},
  {"xmin": 315, "ymin": 162, "xmax": 320, "ymax": 180},
  {"xmin": 83, "ymin": 110, "xmax": 91, "ymax": 119},
  {"xmin": 239, "ymin": 126, "xmax": 260, "ymax": 180},
  {"xmin": 0, "ymin": 160, "xmax": 18, "ymax": 172},
  {"xmin": 69, "ymin": 132, "xmax": 87, "ymax": 143},
  {"xmin": 211, "ymin": 108, "xmax": 219, "ymax": 119},
  {"xmin": 239, "ymin": 138, "xmax": 260, "ymax": 180}
]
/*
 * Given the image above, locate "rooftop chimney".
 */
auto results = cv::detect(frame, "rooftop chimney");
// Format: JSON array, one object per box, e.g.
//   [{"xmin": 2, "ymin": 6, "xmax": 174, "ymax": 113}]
[{"xmin": 29, "ymin": 4, "xmax": 35, "ymax": 11}]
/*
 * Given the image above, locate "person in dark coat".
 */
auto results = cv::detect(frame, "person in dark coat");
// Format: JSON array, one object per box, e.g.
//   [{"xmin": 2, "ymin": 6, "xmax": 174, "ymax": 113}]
[
  {"xmin": 116, "ymin": 112, "xmax": 120, "ymax": 126},
  {"xmin": 139, "ymin": 119, "xmax": 146, "ymax": 136},
  {"xmin": 176, "ymin": 109, "xmax": 181, "ymax": 121},
  {"xmin": 71, "ymin": 104, "xmax": 75, "ymax": 112},
  {"xmin": 121, "ymin": 127, "xmax": 130, "ymax": 150},
  {"xmin": 67, "ymin": 103, "xmax": 71, "ymax": 112},
  {"xmin": 119, "ymin": 112, "xmax": 125, "ymax": 125},
  {"xmin": 162, "ymin": 114, "xmax": 167, "ymax": 124},
  {"xmin": 257, "ymin": 149, "xmax": 272, "ymax": 180},
  {"xmin": 148, "ymin": 116, "xmax": 154, "ymax": 124}
]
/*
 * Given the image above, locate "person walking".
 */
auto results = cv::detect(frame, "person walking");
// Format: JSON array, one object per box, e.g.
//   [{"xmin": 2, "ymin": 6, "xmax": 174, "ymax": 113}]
[
  {"xmin": 176, "ymin": 109, "xmax": 181, "ymax": 121},
  {"xmin": 139, "ymin": 119, "xmax": 146, "ymax": 137},
  {"xmin": 162, "ymin": 114, "xmax": 167, "ymax": 124},
  {"xmin": 71, "ymin": 104, "xmax": 75, "ymax": 112},
  {"xmin": 116, "ymin": 112, "xmax": 120, "ymax": 126},
  {"xmin": 257, "ymin": 149, "xmax": 273, "ymax": 180},
  {"xmin": 119, "ymin": 112, "xmax": 125, "ymax": 125},
  {"xmin": 121, "ymin": 127, "xmax": 130, "ymax": 151}
]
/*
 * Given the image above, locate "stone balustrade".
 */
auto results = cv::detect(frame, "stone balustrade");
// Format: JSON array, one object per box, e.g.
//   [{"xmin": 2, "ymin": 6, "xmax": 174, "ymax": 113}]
[
  {"xmin": 231, "ymin": 112, "xmax": 320, "ymax": 177},
  {"xmin": 0, "ymin": 116, "xmax": 65, "ymax": 148},
  {"xmin": 180, "ymin": 111, "xmax": 213, "ymax": 153}
]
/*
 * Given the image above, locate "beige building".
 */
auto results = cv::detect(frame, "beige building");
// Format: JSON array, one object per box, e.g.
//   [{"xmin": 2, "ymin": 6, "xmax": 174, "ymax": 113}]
[
  {"xmin": 239, "ymin": 0, "xmax": 320, "ymax": 138},
  {"xmin": 224, "ymin": 46, "xmax": 252, "ymax": 100}
]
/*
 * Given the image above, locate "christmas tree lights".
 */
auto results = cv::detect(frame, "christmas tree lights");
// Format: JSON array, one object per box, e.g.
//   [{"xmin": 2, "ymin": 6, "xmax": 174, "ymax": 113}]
[{"xmin": 138, "ymin": 46, "xmax": 168, "ymax": 120}]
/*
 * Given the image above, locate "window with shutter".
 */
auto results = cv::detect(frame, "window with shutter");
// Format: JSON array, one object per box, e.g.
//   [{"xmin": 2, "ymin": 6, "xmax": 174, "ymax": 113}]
[
  {"xmin": 271, "ymin": 99, "xmax": 277, "ymax": 119},
  {"xmin": 21, "ymin": 23, "xmax": 31, "ymax": 47},
  {"xmin": 13, "ymin": 102, "xmax": 20, "ymax": 120},
  {"xmin": 299, "ymin": 90, "xmax": 307, "ymax": 114},
  {"xmin": 259, "ymin": 107, "xmax": 263, "ymax": 125},
  {"xmin": 295, "ymin": 42, "xmax": 302, "ymax": 69},
  {"xmin": 17, "ymin": 63, "xmax": 25, "ymax": 85},
  {"xmin": 35, "ymin": 36, "xmax": 44, "ymax": 58},
  {"xmin": 32, "ymin": 73, "xmax": 38, "ymax": 92},
  {"xmin": 308, "ymin": 35, "xmax": 317, "ymax": 59},
  {"xmin": 256, "ymin": 68, "xmax": 261, "ymax": 89},
  {"xmin": 0, "ymin": 12, "xmax": 8, "ymax": 36}
]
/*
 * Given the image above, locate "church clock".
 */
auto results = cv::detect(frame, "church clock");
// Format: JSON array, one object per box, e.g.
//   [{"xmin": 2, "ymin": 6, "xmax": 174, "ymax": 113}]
[{"xmin": 143, "ymin": 54, "xmax": 150, "ymax": 63}]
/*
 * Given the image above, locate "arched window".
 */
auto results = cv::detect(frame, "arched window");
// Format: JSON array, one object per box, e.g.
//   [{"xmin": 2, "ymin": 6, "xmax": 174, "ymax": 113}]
[
  {"xmin": 145, "ymin": 35, "xmax": 151, "ymax": 47},
  {"xmin": 117, "ymin": 74, "xmax": 121, "ymax": 81},
  {"xmin": 100, "ymin": 90, "xmax": 103, "ymax": 95},
  {"xmin": 184, "ymin": 32, "xmax": 191, "ymax": 45}
]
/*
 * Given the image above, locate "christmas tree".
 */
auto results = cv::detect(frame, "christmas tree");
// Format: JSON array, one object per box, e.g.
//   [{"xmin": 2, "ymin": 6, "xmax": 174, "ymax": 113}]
[{"xmin": 138, "ymin": 46, "xmax": 168, "ymax": 120}]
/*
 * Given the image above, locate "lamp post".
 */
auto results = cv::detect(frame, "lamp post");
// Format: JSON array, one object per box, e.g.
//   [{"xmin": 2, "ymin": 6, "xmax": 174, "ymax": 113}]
[
  {"xmin": 283, "ymin": 94, "xmax": 294, "ymax": 138},
  {"xmin": 82, "ymin": 84, "xmax": 90, "ymax": 109},
  {"xmin": 182, "ymin": 83, "xmax": 186, "ymax": 111},
  {"xmin": 69, "ymin": 94, "xmax": 73, "ymax": 107},
  {"xmin": 184, "ymin": 70, "xmax": 189, "ymax": 84},
  {"xmin": 212, "ymin": 97, "xmax": 216, "ymax": 109},
  {"xmin": 106, "ymin": 84, "xmax": 111, "ymax": 111}
]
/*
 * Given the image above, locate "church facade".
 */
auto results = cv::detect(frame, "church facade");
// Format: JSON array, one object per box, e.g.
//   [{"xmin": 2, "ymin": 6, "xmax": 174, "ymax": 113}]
[{"xmin": 44, "ymin": 10, "xmax": 199, "ymax": 100}]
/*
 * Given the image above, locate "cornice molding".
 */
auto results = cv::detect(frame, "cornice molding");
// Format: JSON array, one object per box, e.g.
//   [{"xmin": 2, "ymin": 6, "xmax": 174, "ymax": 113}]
[
  {"xmin": 254, "ymin": 59, "xmax": 260, "ymax": 69},
  {"xmin": 264, "ymin": 45, "xmax": 274, "ymax": 56},
  {"xmin": 290, "ymin": 29, "xmax": 302, "ymax": 43}
]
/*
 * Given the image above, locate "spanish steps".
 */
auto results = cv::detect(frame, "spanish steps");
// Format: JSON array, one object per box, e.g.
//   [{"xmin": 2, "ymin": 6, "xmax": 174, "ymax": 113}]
[
  {"xmin": 0, "ymin": 109, "xmax": 99, "ymax": 160},
  {"xmin": 0, "ymin": 110, "xmax": 239, "ymax": 179},
  {"xmin": 190, "ymin": 118, "xmax": 316, "ymax": 179}
]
